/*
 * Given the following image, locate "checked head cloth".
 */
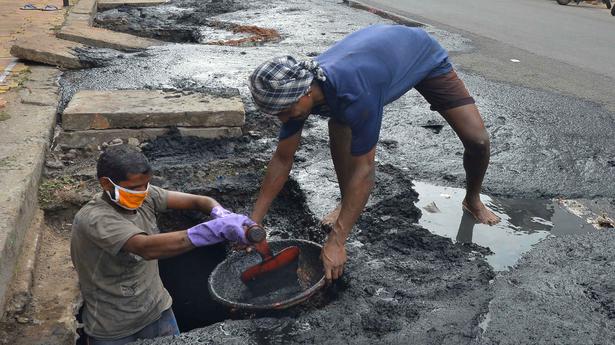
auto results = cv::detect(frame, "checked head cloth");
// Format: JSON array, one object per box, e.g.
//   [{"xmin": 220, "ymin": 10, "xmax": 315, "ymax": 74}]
[{"xmin": 248, "ymin": 55, "xmax": 326, "ymax": 115}]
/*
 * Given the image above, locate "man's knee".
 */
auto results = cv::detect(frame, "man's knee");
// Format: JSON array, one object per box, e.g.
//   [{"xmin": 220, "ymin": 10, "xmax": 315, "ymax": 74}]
[{"xmin": 464, "ymin": 132, "xmax": 490, "ymax": 155}]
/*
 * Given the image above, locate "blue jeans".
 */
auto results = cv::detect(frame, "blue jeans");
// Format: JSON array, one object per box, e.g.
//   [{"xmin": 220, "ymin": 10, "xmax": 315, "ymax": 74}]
[{"xmin": 86, "ymin": 308, "xmax": 180, "ymax": 345}]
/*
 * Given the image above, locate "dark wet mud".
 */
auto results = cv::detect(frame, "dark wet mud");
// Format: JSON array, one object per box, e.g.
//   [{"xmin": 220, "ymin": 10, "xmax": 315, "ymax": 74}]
[
  {"xmin": 210, "ymin": 239, "xmax": 323, "ymax": 309},
  {"xmin": 480, "ymin": 231, "xmax": 615, "ymax": 345},
  {"xmin": 124, "ymin": 134, "xmax": 493, "ymax": 344},
  {"xmin": 94, "ymin": 0, "xmax": 282, "ymax": 48},
  {"xmin": 94, "ymin": 0, "xmax": 249, "ymax": 43}
]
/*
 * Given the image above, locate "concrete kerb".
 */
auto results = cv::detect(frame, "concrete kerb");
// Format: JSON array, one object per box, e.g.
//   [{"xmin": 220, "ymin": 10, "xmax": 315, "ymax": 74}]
[
  {"xmin": 0, "ymin": 67, "xmax": 59, "ymax": 318},
  {"xmin": 343, "ymin": 0, "xmax": 426, "ymax": 27},
  {"xmin": 56, "ymin": 127, "xmax": 243, "ymax": 149},
  {"xmin": 70, "ymin": 0, "xmax": 97, "ymax": 16},
  {"xmin": 55, "ymin": 0, "xmax": 165, "ymax": 52},
  {"xmin": 3, "ymin": 210, "xmax": 44, "ymax": 319},
  {"xmin": 63, "ymin": 12, "xmax": 94, "ymax": 27}
]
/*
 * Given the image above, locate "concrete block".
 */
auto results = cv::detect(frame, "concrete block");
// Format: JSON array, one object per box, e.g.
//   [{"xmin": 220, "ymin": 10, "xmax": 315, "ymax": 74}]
[
  {"xmin": 70, "ymin": 0, "xmax": 97, "ymax": 16},
  {"xmin": 62, "ymin": 90, "xmax": 245, "ymax": 131},
  {"xmin": 63, "ymin": 12, "xmax": 93, "ymax": 27},
  {"xmin": 10, "ymin": 36, "xmax": 84, "ymax": 69},
  {"xmin": 57, "ymin": 25, "xmax": 162, "ymax": 52},
  {"xmin": 56, "ymin": 127, "xmax": 243, "ymax": 149},
  {"xmin": 98, "ymin": 0, "xmax": 170, "ymax": 10}
]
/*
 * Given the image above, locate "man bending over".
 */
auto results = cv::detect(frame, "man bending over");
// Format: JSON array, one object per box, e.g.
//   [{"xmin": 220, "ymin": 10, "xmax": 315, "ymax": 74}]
[{"xmin": 247, "ymin": 24, "xmax": 501, "ymax": 281}]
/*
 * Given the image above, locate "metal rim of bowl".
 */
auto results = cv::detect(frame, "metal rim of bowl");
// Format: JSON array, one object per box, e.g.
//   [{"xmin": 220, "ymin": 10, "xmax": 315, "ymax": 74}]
[{"xmin": 208, "ymin": 239, "xmax": 326, "ymax": 311}]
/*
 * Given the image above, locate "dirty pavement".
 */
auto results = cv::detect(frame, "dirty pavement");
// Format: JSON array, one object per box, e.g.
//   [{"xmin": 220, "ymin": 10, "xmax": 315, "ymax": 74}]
[{"xmin": 1, "ymin": 0, "xmax": 615, "ymax": 344}]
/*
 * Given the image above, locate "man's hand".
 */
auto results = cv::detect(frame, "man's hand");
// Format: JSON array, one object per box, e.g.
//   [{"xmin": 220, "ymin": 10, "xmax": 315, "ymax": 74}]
[
  {"xmin": 187, "ymin": 214, "xmax": 256, "ymax": 247},
  {"xmin": 321, "ymin": 234, "xmax": 347, "ymax": 281}
]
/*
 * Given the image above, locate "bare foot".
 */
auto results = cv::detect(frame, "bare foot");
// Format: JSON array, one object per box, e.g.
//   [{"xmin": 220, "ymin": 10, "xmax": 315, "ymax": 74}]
[
  {"xmin": 321, "ymin": 205, "xmax": 342, "ymax": 233},
  {"xmin": 462, "ymin": 199, "xmax": 501, "ymax": 225}
]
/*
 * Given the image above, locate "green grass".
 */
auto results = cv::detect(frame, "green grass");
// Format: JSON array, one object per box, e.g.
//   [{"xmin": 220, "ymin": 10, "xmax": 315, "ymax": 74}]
[
  {"xmin": 0, "ymin": 156, "xmax": 17, "ymax": 169},
  {"xmin": 0, "ymin": 111, "xmax": 9, "ymax": 122},
  {"xmin": 39, "ymin": 176, "xmax": 80, "ymax": 207}
]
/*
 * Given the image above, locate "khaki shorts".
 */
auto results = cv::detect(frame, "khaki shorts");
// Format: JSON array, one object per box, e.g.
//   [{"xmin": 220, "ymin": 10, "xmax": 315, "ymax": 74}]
[{"xmin": 414, "ymin": 70, "xmax": 475, "ymax": 112}]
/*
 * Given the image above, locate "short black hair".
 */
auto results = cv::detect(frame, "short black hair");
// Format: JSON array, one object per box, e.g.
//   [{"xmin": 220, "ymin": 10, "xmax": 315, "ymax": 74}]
[{"xmin": 97, "ymin": 145, "xmax": 152, "ymax": 183}]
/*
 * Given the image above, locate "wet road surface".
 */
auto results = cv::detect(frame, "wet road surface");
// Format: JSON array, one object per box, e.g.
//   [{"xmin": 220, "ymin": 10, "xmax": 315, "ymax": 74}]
[{"xmin": 357, "ymin": 0, "xmax": 615, "ymax": 79}]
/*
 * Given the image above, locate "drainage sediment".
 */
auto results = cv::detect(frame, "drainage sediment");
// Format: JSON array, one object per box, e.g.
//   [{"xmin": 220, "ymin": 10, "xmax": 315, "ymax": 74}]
[{"xmin": 93, "ymin": 0, "xmax": 281, "ymax": 46}]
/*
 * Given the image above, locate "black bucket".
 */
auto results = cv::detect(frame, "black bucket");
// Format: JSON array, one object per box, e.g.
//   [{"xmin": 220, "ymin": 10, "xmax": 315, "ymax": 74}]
[{"xmin": 208, "ymin": 239, "xmax": 325, "ymax": 310}]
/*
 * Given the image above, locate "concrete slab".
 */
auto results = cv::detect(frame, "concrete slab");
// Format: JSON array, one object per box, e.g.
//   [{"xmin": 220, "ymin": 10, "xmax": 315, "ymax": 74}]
[
  {"xmin": 62, "ymin": 90, "xmax": 245, "ymax": 131},
  {"xmin": 57, "ymin": 25, "xmax": 162, "ymax": 51},
  {"xmin": 98, "ymin": 0, "xmax": 170, "ymax": 10},
  {"xmin": 56, "ymin": 127, "xmax": 243, "ymax": 149},
  {"xmin": 10, "ymin": 36, "xmax": 84, "ymax": 69},
  {"xmin": 0, "ymin": 67, "xmax": 58, "ymax": 317},
  {"xmin": 19, "ymin": 88, "xmax": 58, "ymax": 107},
  {"xmin": 63, "ymin": 12, "xmax": 93, "ymax": 27},
  {"xmin": 70, "ymin": 0, "xmax": 97, "ymax": 16}
]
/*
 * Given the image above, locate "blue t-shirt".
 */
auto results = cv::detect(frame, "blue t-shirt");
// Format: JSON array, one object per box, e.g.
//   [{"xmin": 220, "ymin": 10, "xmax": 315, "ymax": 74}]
[{"xmin": 279, "ymin": 24, "xmax": 452, "ymax": 156}]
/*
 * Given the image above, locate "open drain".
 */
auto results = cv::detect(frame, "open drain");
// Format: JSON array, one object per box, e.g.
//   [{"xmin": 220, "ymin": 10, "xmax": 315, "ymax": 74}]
[{"xmin": 152, "ymin": 161, "xmax": 324, "ymax": 331}]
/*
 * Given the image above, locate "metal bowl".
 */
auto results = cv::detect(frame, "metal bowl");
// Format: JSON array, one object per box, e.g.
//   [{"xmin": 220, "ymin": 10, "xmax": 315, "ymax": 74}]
[{"xmin": 208, "ymin": 239, "xmax": 325, "ymax": 310}]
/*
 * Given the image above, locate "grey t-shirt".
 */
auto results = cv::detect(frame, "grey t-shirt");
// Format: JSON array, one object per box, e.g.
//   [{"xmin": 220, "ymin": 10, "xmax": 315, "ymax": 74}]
[{"xmin": 70, "ymin": 185, "xmax": 172, "ymax": 339}]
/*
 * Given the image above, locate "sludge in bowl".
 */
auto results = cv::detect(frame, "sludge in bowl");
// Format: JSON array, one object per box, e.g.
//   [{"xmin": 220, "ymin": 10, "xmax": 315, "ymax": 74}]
[{"xmin": 208, "ymin": 239, "xmax": 325, "ymax": 310}]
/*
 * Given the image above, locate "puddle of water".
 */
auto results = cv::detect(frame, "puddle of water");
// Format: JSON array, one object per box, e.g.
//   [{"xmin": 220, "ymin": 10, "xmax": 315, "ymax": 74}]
[{"xmin": 413, "ymin": 181, "xmax": 596, "ymax": 271}]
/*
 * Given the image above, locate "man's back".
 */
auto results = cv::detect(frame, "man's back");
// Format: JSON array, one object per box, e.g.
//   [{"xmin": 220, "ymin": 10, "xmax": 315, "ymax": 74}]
[{"xmin": 316, "ymin": 24, "xmax": 452, "ymax": 105}]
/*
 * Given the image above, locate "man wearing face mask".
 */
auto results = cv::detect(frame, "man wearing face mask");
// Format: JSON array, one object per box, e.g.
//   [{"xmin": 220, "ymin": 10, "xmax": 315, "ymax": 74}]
[{"xmin": 70, "ymin": 145, "xmax": 256, "ymax": 345}]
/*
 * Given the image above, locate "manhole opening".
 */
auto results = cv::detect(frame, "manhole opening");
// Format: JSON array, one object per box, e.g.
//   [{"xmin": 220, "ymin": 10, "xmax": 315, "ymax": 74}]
[{"xmin": 157, "ymin": 179, "xmax": 324, "ymax": 332}]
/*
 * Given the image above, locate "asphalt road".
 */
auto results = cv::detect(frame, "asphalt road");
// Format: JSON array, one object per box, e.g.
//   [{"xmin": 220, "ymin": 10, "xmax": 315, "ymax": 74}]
[{"xmin": 357, "ymin": 0, "xmax": 615, "ymax": 79}]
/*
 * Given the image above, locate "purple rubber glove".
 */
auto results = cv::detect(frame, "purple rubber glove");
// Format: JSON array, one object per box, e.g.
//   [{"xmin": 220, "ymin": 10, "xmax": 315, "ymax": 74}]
[
  {"xmin": 187, "ymin": 214, "xmax": 256, "ymax": 247},
  {"xmin": 210, "ymin": 205, "xmax": 232, "ymax": 219}
]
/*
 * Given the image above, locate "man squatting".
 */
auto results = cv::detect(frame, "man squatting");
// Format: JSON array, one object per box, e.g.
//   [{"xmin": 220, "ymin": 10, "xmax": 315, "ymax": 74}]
[{"xmin": 248, "ymin": 24, "xmax": 501, "ymax": 281}]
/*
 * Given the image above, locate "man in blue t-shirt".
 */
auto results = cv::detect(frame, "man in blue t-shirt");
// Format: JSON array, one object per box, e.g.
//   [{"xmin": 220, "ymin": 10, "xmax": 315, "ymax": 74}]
[{"xmin": 248, "ymin": 24, "xmax": 500, "ymax": 281}]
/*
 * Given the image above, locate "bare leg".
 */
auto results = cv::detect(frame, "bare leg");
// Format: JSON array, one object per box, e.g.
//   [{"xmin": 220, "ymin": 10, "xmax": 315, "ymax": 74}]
[
  {"xmin": 322, "ymin": 119, "xmax": 353, "ymax": 232},
  {"xmin": 439, "ymin": 104, "xmax": 501, "ymax": 225}
]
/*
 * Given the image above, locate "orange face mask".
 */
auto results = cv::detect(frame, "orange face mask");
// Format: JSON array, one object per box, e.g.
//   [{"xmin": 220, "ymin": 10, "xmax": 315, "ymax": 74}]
[{"xmin": 106, "ymin": 178, "xmax": 149, "ymax": 210}]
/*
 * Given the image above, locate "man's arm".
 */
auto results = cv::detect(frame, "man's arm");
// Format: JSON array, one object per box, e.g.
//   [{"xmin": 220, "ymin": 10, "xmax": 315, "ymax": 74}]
[
  {"xmin": 123, "ymin": 231, "xmax": 193, "ymax": 260},
  {"xmin": 322, "ymin": 146, "xmax": 376, "ymax": 281},
  {"xmin": 251, "ymin": 131, "xmax": 302, "ymax": 224},
  {"xmin": 122, "ymin": 191, "xmax": 223, "ymax": 260}
]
